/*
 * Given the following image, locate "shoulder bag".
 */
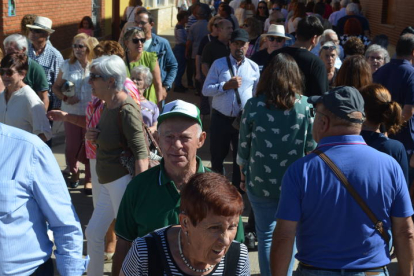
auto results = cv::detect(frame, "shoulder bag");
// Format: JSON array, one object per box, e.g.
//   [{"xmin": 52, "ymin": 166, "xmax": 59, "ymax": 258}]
[
  {"xmin": 313, "ymin": 149, "xmax": 390, "ymax": 245},
  {"xmin": 226, "ymin": 56, "xmax": 243, "ymax": 130}
]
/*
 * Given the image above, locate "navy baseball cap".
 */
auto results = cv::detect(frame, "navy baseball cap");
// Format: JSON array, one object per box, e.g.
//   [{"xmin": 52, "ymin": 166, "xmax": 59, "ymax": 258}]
[
  {"xmin": 308, "ymin": 86, "xmax": 365, "ymax": 123},
  {"xmin": 231, "ymin": 29, "xmax": 249, "ymax": 42}
]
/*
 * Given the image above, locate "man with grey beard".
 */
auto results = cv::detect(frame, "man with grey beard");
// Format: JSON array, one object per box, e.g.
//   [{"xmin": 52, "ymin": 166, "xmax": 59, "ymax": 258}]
[{"xmin": 202, "ymin": 28, "xmax": 260, "ymax": 191}]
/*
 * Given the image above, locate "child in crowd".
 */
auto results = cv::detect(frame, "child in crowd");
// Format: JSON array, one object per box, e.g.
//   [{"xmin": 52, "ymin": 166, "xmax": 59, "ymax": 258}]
[
  {"xmin": 78, "ymin": 16, "xmax": 94, "ymax": 37},
  {"xmin": 173, "ymin": 11, "xmax": 189, "ymax": 92},
  {"xmin": 130, "ymin": 65, "xmax": 159, "ymax": 133}
]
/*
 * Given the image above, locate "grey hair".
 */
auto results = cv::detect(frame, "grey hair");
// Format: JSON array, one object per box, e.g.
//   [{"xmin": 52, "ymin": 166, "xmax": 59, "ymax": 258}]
[
  {"xmin": 346, "ymin": 3, "xmax": 359, "ymax": 14},
  {"xmin": 365, "ymin": 44, "xmax": 390, "ymax": 63},
  {"xmin": 3, "ymin": 34, "xmax": 28, "ymax": 54},
  {"xmin": 340, "ymin": 0, "xmax": 350, "ymax": 7},
  {"xmin": 319, "ymin": 41, "xmax": 340, "ymax": 56},
  {"xmin": 131, "ymin": 65, "xmax": 153, "ymax": 89},
  {"xmin": 91, "ymin": 55, "xmax": 126, "ymax": 91},
  {"xmin": 320, "ymin": 29, "xmax": 337, "ymax": 45}
]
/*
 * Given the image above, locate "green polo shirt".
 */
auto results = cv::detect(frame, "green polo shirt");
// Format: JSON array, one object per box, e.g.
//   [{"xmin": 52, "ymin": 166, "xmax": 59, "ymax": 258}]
[{"xmin": 115, "ymin": 156, "xmax": 244, "ymax": 242}]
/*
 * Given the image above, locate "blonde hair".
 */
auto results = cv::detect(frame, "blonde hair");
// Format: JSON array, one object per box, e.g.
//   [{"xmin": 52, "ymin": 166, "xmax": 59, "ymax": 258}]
[{"xmin": 69, "ymin": 33, "xmax": 94, "ymax": 64}]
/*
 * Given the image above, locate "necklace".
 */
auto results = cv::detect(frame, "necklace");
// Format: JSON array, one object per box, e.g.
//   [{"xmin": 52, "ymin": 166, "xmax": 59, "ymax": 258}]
[{"xmin": 177, "ymin": 229, "xmax": 216, "ymax": 273}]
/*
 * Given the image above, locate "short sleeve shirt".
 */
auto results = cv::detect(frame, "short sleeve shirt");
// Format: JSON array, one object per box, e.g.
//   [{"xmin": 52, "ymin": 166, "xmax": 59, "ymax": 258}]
[
  {"xmin": 115, "ymin": 157, "xmax": 210, "ymax": 241},
  {"xmin": 276, "ymin": 135, "xmax": 413, "ymax": 269},
  {"xmin": 201, "ymin": 40, "xmax": 230, "ymax": 68},
  {"xmin": 60, "ymin": 60, "xmax": 92, "ymax": 115},
  {"xmin": 24, "ymin": 58, "xmax": 49, "ymax": 93}
]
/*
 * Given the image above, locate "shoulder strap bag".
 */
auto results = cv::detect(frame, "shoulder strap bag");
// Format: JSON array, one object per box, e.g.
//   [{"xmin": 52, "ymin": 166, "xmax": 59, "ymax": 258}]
[
  {"xmin": 226, "ymin": 56, "xmax": 243, "ymax": 130},
  {"xmin": 313, "ymin": 149, "xmax": 390, "ymax": 245}
]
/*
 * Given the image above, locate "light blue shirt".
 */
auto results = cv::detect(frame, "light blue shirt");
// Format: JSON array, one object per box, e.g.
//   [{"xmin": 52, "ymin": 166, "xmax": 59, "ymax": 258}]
[
  {"xmin": 0, "ymin": 123, "xmax": 88, "ymax": 275},
  {"xmin": 202, "ymin": 54, "xmax": 260, "ymax": 117},
  {"xmin": 328, "ymin": 7, "xmax": 347, "ymax": 26}
]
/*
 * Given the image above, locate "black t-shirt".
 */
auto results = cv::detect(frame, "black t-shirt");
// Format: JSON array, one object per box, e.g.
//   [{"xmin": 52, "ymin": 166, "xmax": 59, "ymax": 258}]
[
  {"xmin": 201, "ymin": 39, "xmax": 230, "ymax": 67},
  {"xmin": 197, "ymin": 34, "xmax": 218, "ymax": 56},
  {"xmin": 360, "ymin": 130, "xmax": 409, "ymax": 184},
  {"xmin": 267, "ymin": 47, "xmax": 329, "ymax": 96},
  {"xmin": 251, "ymin": 49, "xmax": 270, "ymax": 74}
]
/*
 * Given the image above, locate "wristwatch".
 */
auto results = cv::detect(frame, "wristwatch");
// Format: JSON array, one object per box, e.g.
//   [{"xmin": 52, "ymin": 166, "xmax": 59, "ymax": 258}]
[{"xmin": 163, "ymin": 85, "xmax": 171, "ymax": 92}]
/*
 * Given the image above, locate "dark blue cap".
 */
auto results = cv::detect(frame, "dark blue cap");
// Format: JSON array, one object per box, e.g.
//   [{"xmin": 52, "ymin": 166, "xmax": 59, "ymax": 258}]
[{"xmin": 308, "ymin": 86, "xmax": 365, "ymax": 123}]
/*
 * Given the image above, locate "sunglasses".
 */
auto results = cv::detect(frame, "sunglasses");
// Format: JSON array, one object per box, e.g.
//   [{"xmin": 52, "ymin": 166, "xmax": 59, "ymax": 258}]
[
  {"xmin": 89, "ymin": 73, "xmax": 104, "ymax": 80},
  {"xmin": 29, "ymin": 28, "xmax": 47, "ymax": 34},
  {"xmin": 322, "ymin": 45, "xmax": 337, "ymax": 51},
  {"xmin": 258, "ymin": 6, "xmax": 267, "ymax": 9},
  {"xmin": 132, "ymin": 38, "xmax": 146, "ymax": 44},
  {"xmin": 134, "ymin": 21, "xmax": 148, "ymax": 26},
  {"xmin": 72, "ymin": 44, "xmax": 86, "ymax": 49},
  {"xmin": 0, "ymin": 68, "xmax": 16, "ymax": 77},
  {"xmin": 267, "ymin": 36, "xmax": 284, "ymax": 43}
]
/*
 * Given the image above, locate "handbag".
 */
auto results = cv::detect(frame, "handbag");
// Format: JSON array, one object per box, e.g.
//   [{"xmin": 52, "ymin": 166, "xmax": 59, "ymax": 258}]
[
  {"xmin": 313, "ymin": 149, "xmax": 390, "ymax": 245},
  {"xmin": 226, "ymin": 56, "xmax": 243, "ymax": 130},
  {"xmin": 118, "ymin": 103, "xmax": 163, "ymax": 176}
]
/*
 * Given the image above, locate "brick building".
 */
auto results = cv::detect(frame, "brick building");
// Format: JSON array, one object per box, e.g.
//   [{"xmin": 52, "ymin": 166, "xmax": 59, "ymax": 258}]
[
  {"xmin": 0, "ymin": 0, "xmax": 176, "ymax": 56},
  {"xmin": 361, "ymin": 0, "xmax": 414, "ymax": 47}
]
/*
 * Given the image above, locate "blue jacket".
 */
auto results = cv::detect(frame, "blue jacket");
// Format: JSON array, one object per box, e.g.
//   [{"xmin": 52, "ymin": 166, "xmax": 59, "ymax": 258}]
[{"xmin": 147, "ymin": 33, "xmax": 178, "ymax": 88}]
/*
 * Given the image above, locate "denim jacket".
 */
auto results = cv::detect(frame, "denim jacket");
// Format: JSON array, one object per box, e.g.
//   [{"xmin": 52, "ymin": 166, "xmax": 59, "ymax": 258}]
[{"xmin": 147, "ymin": 33, "xmax": 178, "ymax": 89}]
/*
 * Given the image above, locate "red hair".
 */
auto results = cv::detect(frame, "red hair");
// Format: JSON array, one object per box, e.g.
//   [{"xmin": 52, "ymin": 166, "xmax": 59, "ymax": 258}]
[{"xmin": 180, "ymin": 173, "xmax": 244, "ymax": 226}]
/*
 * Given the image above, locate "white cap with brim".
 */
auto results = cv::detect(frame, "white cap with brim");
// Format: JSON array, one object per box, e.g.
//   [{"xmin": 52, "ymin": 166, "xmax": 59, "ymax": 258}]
[
  {"xmin": 157, "ymin": 100, "xmax": 203, "ymax": 128},
  {"xmin": 26, "ymin": 16, "xmax": 55, "ymax": 34},
  {"xmin": 262, "ymin": 24, "xmax": 291, "ymax": 40}
]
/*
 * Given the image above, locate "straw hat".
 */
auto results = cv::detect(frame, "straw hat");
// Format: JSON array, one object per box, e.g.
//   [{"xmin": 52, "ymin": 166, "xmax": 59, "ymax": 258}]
[
  {"xmin": 26, "ymin": 16, "xmax": 55, "ymax": 34},
  {"xmin": 262, "ymin": 24, "xmax": 291, "ymax": 40}
]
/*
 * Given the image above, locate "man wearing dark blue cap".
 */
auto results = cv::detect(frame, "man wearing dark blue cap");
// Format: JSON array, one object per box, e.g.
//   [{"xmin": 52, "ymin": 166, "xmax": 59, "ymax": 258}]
[
  {"xmin": 202, "ymin": 28, "xmax": 260, "ymax": 190},
  {"xmin": 270, "ymin": 86, "xmax": 414, "ymax": 276}
]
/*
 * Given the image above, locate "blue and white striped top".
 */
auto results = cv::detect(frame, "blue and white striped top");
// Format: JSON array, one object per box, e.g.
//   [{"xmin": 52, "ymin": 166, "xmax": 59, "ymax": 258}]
[{"xmin": 122, "ymin": 226, "xmax": 250, "ymax": 275}]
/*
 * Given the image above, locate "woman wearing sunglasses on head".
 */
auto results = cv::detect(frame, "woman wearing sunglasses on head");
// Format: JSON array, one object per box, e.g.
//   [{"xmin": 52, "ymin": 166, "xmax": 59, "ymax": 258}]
[
  {"xmin": 122, "ymin": 27, "xmax": 164, "ymax": 105},
  {"xmin": 0, "ymin": 53, "xmax": 51, "ymax": 142},
  {"xmin": 52, "ymin": 33, "xmax": 94, "ymax": 189}
]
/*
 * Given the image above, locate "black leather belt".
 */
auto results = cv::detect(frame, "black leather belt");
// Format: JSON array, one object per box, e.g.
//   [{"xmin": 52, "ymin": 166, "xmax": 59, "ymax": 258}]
[
  {"xmin": 212, "ymin": 109, "xmax": 236, "ymax": 120},
  {"xmin": 299, "ymin": 262, "xmax": 387, "ymax": 273}
]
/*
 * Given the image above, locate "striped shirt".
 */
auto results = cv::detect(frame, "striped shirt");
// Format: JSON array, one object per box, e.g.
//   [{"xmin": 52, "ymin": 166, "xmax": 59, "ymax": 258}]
[{"xmin": 122, "ymin": 226, "xmax": 250, "ymax": 275}]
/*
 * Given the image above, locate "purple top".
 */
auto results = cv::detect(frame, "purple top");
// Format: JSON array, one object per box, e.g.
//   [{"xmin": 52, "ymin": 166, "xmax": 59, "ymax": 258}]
[{"xmin": 141, "ymin": 100, "xmax": 159, "ymax": 127}]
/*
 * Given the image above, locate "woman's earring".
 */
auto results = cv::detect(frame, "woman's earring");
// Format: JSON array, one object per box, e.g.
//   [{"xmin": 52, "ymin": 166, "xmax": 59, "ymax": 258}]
[
  {"xmin": 185, "ymin": 231, "xmax": 190, "ymax": 245},
  {"xmin": 107, "ymin": 86, "xmax": 111, "ymax": 90}
]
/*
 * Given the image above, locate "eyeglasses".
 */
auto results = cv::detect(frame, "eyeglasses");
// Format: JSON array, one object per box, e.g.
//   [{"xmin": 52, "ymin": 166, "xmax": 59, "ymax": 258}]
[
  {"xmin": 310, "ymin": 107, "xmax": 328, "ymax": 118},
  {"xmin": 242, "ymin": 24, "xmax": 249, "ymax": 28},
  {"xmin": 89, "ymin": 73, "xmax": 104, "ymax": 81},
  {"xmin": 72, "ymin": 44, "xmax": 86, "ymax": 49},
  {"xmin": 131, "ymin": 38, "xmax": 146, "ymax": 44},
  {"xmin": 29, "ymin": 28, "xmax": 47, "ymax": 34},
  {"xmin": 267, "ymin": 36, "xmax": 284, "ymax": 43},
  {"xmin": 368, "ymin": 56, "xmax": 384, "ymax": 61},
  {"xmin": 272, "ymin": 7, "xmax": 280, "ymax": 10},
  {"xmin": 0, "ymin": 68, "xmax": 16, "ymax": 77},
  {"xmin": 322, "ymin": 45, "xmax": 337, "ymax": 51},
  {"xmin": 135, "ymin": 21, "xmax": 148, "ymax": 26}
]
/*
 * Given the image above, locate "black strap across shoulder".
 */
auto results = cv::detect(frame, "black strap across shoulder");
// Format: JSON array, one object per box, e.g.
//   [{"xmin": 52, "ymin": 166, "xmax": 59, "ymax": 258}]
[
  {"xmin": 147, "ymin": 231, "xmax": 174, "ymax": 276},
  {"xmin": 223, "ymin": 242, "xmax": 241, "ymax": 276},
  {"xmin": 226, "ymin": 56, "xmax": 241, "ymax": 105}
]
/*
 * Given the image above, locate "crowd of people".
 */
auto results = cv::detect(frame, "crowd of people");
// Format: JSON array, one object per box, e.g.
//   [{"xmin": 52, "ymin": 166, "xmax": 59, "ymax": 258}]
[{"xmin": 1, "ymin": 0, "xmax": 414, "ymax": 275}]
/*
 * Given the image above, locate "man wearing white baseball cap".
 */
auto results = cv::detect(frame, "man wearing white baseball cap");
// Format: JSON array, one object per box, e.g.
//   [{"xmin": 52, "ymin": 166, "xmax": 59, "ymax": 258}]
[
  {"xmin": 112, "ymin": 100, "xmax": 246, "ymax": 275},
  {"xmin": 27, "ymin": 16, "xmax": 64, "ymax": 112},
  {"xmin": 251, "ymin": 24, "xmax": 291, "ymax": 73}
]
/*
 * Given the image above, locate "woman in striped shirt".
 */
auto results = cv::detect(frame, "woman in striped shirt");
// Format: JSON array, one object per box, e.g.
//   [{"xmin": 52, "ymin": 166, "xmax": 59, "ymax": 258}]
[{"xmin": 121, "ymin": 172, "xmax": 251, "ymax": 275}]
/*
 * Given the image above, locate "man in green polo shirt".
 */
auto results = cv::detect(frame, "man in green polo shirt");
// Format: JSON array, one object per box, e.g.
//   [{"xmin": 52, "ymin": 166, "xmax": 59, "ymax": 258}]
[{"xmin": 112, "ymin": 100, "xmax": 244, "ymax": 275}]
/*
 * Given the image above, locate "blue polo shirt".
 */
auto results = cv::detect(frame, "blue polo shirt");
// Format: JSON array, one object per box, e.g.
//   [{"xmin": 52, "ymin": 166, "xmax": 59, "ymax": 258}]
[
  {"xmin": 373, "ymin": 59, "xmax": 414, "ymax": 153},
  {"xmin": 276, "ymin": 135, "xmax": 413, "ymax": 269}
]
